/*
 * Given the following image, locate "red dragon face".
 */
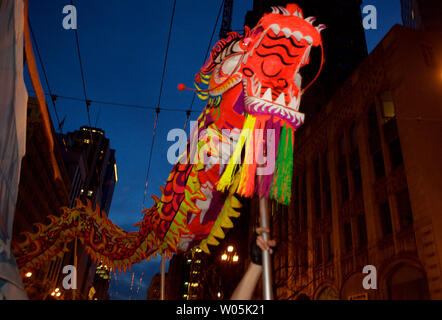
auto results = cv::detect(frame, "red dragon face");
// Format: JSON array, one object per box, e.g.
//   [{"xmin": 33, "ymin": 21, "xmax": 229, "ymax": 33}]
[{"xmin": 203, "ymin": 4, "xmax": 325, "ymax": 128}]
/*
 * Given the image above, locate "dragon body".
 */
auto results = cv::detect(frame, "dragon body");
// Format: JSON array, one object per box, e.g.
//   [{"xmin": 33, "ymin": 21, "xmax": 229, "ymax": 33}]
[{"xmin": 13, "ymin": 4, "xmax": 325, "ymax": 273}]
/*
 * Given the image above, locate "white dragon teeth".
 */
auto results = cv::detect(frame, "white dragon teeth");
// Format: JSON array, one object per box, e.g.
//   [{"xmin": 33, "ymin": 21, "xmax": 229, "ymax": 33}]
[
  {"xmin": 293, "ymin": 31, "xmax": 303, "ymax": 42},
  {"xmin": 295, "ymin": 73, "xmax": 302, "ymax": 89},
  {"xmin": 267, "ymin": 24, "xmax": 318, "ymax": 44},
  {"xmin": 270, "ymin": 24, "xmax": 281, "ymax": 36},
  {"xmin": 262, "ymin": 88, "xmax": 272, "ymax": 101},
  {"xmin": 275, "ymin": 93, "xmax": 286, "ymax": 106},
  {"xmin": 288, "ymin": 96, "xmax": 299, "ymax": 110},
  {"xmin": 282, "ymin": 28, "xmax": 292, "ymax": 38}
]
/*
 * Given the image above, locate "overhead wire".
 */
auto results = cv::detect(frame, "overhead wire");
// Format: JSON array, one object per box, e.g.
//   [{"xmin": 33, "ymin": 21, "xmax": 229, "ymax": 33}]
[
  {"xmin": 27, "ymin": 90, "xmax": 203, "ymax": 113},
  {"xmin": 70, "ymin": 0, "xmax": 94, "ymax": 138},
  {"xmin": 142, "ymin": 0, "xmax": 178, "ymax": 210},
  {"xmin": 28, "ymin": 18, "xmax": 64, "ymax": 133},
  {"xmin": 183, "ymin": 0, "xmax": 225, "ymax": 130}
]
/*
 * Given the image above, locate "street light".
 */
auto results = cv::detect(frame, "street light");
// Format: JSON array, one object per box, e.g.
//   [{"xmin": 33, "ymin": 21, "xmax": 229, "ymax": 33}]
[
  {"xmin": 220, "ymin": 245, "xmax": 239, "ymax": 263},
  {"xmin": 25, "ymin": 272, "xmax": 32, "ymax": 278}
]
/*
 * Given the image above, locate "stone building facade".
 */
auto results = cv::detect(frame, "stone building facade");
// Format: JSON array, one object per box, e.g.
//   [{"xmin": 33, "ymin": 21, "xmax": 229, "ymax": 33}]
[{"xmin": 268, "ymin": 25, "xmax": 442, "ymax": 300}]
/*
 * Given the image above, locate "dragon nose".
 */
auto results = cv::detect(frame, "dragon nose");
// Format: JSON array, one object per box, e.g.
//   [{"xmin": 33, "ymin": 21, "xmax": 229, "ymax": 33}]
[{"xmin": 276, "ymin": 78, "xmax": 288, "ymax": 89}]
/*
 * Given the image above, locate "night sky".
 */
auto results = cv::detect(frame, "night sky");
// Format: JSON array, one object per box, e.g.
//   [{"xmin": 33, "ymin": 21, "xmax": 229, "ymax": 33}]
[{"xmin": 25, "ymin": 0, "xmax": 401, "ymax": 300}]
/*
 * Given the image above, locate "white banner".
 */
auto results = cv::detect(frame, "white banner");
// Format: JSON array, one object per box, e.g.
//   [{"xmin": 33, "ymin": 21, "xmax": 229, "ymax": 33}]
[{"xmin": 0, "ymin": 0, "xmax": 29, "ymax": 300}]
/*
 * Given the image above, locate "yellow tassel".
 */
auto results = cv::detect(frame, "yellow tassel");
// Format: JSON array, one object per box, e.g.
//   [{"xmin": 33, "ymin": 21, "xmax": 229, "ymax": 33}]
[{"xmin": 217, "ymin": 115, "xmax": 256, "ymax": 192}]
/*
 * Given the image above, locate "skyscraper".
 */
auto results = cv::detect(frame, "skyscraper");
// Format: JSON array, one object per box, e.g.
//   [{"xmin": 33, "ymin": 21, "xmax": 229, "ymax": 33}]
[{"xmin": 58, "ymin": 126, "xmax": 117, "ymax": 299}]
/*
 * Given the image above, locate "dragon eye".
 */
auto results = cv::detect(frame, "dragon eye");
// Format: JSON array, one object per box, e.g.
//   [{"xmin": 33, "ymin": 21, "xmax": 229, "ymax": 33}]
[{"xmin": 239, "ymin": 38, "xmax": 252, "ymax": 50}]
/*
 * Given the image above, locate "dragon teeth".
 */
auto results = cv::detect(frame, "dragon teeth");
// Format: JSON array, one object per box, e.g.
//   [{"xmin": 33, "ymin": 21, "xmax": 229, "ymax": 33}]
[
  {"xmin": 282, "ymin": 28, "xmax": 292, "ymax": 38},
  {"xmin": 288, "ymin": 96, "xmax": 298, "ymax": 110},
  {"xmin": 262, "ymin": 88, "xmax": 272, "ymax": 101},
  {"xmin": 275, "ymin": 93, "xmax": 286, "ymax": 106},
  {"xmin": 295, "ymin": 73, "xmax": 302, "ymax": 89},
  {"xmin": 293, "ymin": 31, "xmax": 303, "ymax": 42},
  {"xmin": 270, "ymin": 24, "xmax": 281, "ymax": 36},
  {"xmin": 304, "ymin": 36, "xmax": 313, "ymax": 45}
]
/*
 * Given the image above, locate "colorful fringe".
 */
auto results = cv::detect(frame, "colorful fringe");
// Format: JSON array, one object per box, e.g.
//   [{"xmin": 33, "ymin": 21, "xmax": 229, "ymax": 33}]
[
  {"xmin": 216, "ymin": 115, "xmax": 295, "ymax": 206},
  {"xmin": 270, "ymin": 124, "xmax": 294, "ymax": 206}
]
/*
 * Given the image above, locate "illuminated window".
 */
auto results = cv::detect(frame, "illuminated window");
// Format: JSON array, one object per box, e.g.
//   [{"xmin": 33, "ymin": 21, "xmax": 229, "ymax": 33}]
[
  {"xmin": 84, "ymin": 139, "xmax": 90, "ymax": 144},
  {"xmin": 87, "ymin": 190, "xmax": 93, "ymax": 197}
]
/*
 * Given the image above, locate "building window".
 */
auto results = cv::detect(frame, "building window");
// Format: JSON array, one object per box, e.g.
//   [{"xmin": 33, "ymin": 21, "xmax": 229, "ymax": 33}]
[
  {"xmin": 301, "ymin": 172, "xmax": 308, "ymax": 231},
  {"xmin": 373, "ymin": 151, "xmax": 386, "ymax": 180},
  {"xmin": 314, "ymin": 158, "xmax": 322, "ymax": 220},
  {"xmin": 338, "ymin": 134, "xmax": 349, "ymax": 202},
  {"xmin": 322, "ymin": 149, "xmax": 332, "ymax": 216},
  {"xmin": 381, "ymin": 92, "xmax": 396, "ymax": 121},
  {"xmin": 349, "ymin": 123, "xmax": 362, "ymax": 194},
  {"xmin": 315, "ymin": 238, "xmax": 323, "ymax": 266},
  {"xmin": 368, "ymin": 104, "xmax": 386, "ymax": 180},
  {"xmin": 293, "ymin": 176, "xmax": 300, "ymax": 234},
  {"xmin": 353, "ymin": 167, "xmax": 363, "ymax": 194},
  {"xmin": 325, "ymin": 233, "xmax": 333, "ymax": 262},
  {"xmin": 302, "ymin": 247, "xmax": 308, "ymax": 274},
  {"xmin": 380, "ymin": 201, "xmax": 393, "ymax": 236},
  {"xmin": 389, "ymin": 139, "xmax": 404, "ymax": 169},
  {"xmin": 383, "ymin": 115, "xmax": 403, "ymax": 169},
  {"xmin": 357, "ymin": 214, "xmax": 368, "ymax": 248},
  {"xmin": 344, "ymin": 222, "xmax": 353, "ymax": 253},
  {"xmin": 397, "ymin": 189, "xmax": 413, "ymax": 228}
]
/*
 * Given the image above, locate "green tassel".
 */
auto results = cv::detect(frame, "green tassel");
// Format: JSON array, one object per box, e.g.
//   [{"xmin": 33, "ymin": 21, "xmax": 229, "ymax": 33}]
[{"xmin": 271, "ymin": 125, "xmax": 294, "ymax": 206}]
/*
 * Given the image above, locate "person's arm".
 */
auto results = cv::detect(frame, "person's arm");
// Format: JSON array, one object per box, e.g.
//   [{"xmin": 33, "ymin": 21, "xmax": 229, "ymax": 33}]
[
  {"xmin": 230, "ymin": 228, "xmax": 276, "ymax": 300},
  {"xmin": 231, "ymin": 263, "xmax": 262, "ymax": 300}
]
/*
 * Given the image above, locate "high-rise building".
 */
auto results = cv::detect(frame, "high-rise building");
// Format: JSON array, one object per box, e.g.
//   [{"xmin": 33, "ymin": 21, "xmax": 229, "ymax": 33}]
[
  {"xmin": 245, "ymin": 0, "xmax": 368, "ymax": 118},
  {"xmin": 400, "ymin": 0, "xmax": 442, "ymax": 31},
  {"xmin": 265, "ymin": 25, "xmax": 442, "ymax": 300},
  {"xmin": 57, "ymin": 126, "xmax": 117, "ymax": 299}
]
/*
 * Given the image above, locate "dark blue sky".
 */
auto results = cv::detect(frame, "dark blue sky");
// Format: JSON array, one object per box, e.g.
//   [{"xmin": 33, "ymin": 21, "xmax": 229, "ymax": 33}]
[{"xmin": 26, "ymin": 0, "xmax": 401, "ymax": 300}]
